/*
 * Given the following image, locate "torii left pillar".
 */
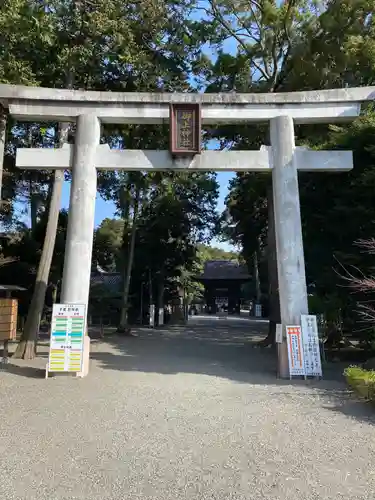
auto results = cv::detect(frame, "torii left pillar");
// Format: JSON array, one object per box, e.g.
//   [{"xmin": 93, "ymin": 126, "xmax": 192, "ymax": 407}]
[{"xmin": 60, "ymin": 114, "xmax": 100, "ymax": 307}]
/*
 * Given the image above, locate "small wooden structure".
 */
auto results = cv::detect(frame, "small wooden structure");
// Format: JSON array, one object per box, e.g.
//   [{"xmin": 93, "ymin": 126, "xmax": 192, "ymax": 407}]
[{"xmin": 0, "ymin": 285, "xmax": 26, "ymax": 364}]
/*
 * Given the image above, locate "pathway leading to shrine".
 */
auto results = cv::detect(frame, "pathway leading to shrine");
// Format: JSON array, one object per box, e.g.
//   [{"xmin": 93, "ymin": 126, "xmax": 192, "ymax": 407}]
[{"xmin": 1, "ymin": 316, "xmax": 374, "ymax": 499}]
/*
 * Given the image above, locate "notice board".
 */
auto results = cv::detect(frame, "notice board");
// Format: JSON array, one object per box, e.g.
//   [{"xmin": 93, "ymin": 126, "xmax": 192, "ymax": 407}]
[
  {"xmin": 286, "ymin": 325, "xmax": 305, "ymax": 377},
  {"xmin": 48, "ymin": 303, "xmax": 86, "ymax": 373},
  {"xmin": 301, "ymin": 315, "xmax": 323, "ymax": 377}
]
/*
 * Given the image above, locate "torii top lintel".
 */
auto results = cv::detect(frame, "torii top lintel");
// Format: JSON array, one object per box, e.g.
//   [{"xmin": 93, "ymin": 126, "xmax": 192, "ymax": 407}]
[{"xmin": 0, "ymin": 84, "xmax": 374, "ymax": 125}]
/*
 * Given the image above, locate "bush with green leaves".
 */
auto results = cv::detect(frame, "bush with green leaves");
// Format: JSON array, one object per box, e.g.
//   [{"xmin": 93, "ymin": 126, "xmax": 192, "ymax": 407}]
[{"xmin": 344, "ymin": 366, "xmax": 375, "ymax": 400}]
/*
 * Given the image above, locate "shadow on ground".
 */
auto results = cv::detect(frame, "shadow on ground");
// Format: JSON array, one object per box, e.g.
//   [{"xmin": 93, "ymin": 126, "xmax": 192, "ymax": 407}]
[
  {"xmin": 4, "ymin": 316, "xmax": 375, "ymax": 426},
  {"xmin": 88, "ymin": 316, "xmax": 375, "ymax": 426},
  {"xmin": 90, "ymin": 317, "xmax": 346, "ymax": 382},
  {"xmin": 91, "ymin": 317, "xmax": 278, "ymax": 380},
  {"xmin": 0, "ymin": 363, "xmax": 46, "ymax": 378}
]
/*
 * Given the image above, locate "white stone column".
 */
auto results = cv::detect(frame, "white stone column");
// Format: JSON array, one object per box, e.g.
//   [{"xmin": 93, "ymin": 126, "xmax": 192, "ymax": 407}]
[
  {"xmin": 60, "ymin": 114, "xmax": 100, "ymax": 309},
  {"xmin": 270, "ymin": 115, "xmax": 309, "ymax": 378}
]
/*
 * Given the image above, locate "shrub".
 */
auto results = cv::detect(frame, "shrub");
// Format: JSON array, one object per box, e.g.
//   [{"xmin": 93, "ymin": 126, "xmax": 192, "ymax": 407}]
[{"xmin": 344, "ymin": 366, "xmax": 375, "ymax": 400}]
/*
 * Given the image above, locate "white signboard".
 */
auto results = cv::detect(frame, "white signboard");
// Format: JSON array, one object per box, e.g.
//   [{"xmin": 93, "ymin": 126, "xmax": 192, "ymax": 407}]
[
  {"xmin": 301, "ymin": 314, "xmax": 323, "ymax": 377},
  {"xmin": 255, "ymin": 304, "xmax": 262, "ymax": 317},
  {"xmin": 149, "ymin": 305, "xmax": 155, "ymax": 327},
  {"xmin": 275, "ymin": 323, "xmax": 283, "ymax": 344},
  {"xmin": 286, "ymin": 325, "xmax": 305, "ymax": 377},
  {"xmin": 158, "ymin": 308, "xmax": 164, "ymax": 326},
  {"xmin": 48, "ymin": 304, "xmax": 86, "ymax": 373}
]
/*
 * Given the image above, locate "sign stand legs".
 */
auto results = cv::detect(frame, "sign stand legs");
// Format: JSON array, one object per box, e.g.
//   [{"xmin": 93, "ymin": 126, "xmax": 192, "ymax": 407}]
[
  {"xmin": 76, "ymin": 335, "xmax": 90, "ymax": 378},
  {"xmin": 1, "ymin": 339, "xmax": 9, "ymax": 367}
]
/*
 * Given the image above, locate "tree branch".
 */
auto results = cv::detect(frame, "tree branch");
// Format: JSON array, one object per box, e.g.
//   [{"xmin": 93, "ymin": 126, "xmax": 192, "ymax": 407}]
[{"xmin": 208, "ymin": 0, "xmax": 253, "ymax": 58}]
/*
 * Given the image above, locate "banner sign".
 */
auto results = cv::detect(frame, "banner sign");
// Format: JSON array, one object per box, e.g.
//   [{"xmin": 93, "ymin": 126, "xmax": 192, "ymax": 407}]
[
  {"xmin": 301, "ymin": 315, "xmax": 323, "ymax": 377},
  {"xmin": 286, "ymin": 325, "xmax": 305, "ymax": 376},
  {"xmin": 48, "ymin": 304, "xmax": 86, "ymax": 373}
]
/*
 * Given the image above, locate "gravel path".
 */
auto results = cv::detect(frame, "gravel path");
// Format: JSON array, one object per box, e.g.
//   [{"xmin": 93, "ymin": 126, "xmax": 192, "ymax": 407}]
[{"xmin": 1, "ymin": 316, "xmax": 375, "ymax": 500}]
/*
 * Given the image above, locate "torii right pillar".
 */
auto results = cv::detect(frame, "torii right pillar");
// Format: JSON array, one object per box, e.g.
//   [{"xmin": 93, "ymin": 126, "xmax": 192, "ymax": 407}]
[{"xmin": 270, "ymin": 115, "xmax": 308, "ymax": 378}]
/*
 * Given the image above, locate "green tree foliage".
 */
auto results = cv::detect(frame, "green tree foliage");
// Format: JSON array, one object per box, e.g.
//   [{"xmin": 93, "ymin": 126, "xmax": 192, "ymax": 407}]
[
  {"xmin": 93, "ymin": 218, "xmax": 124, "ymax": 272},
  {"xmin": 286, "ymin": 0, "xmax": 375, "ymax": 90},
  {"xmin": 0, "ymin": 0, "xmax": 49, "ymax": 85},
  {"xmin": 91, "ymin": 166, "xmax": 220, "ymax": 325},
  {"xmin": 301, "ymin": 110, "xmax": 375, "ymax": 335},
  {"xmin": 131, "ymin": 172, "xmax": 219, "ymax": 312},
  {"xmin": 197, "ymin": 244, "xmax": 238, "ymax": 264},
  {"xmin": 0, "ymin": 209, "xmax": 68, "ymax": 294}
]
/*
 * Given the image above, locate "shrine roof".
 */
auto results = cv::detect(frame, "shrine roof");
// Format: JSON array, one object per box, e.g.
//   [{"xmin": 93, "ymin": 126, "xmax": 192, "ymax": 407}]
[
  {"xmin": 199, "ymin": 260, "xmax": 250, "ymax": 281},
  {"xmin": 90, "ymin": 268, "xmax": 122, "ymax": 295}
]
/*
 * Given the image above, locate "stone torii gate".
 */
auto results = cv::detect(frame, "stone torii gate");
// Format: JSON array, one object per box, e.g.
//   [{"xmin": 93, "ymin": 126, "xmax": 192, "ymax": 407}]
[{"xmin": 1, "ymin": 84, "xmax": 374, "ymax": 377}]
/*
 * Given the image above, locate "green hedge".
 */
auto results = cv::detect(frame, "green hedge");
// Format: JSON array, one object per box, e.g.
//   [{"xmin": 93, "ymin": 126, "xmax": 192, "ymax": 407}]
[{"xmin": 344, "ymin": 366, "xmax": 375, "ymax": 400}]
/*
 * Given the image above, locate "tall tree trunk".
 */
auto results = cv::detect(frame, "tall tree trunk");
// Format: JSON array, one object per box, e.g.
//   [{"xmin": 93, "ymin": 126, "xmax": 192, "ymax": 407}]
[
  {"xmin": 156, "ymin": 269, "xmax": 165, "ymax": 326},
  {"xmin": 258, "ymin": 186, "xmax": 280, "ymax": 347},
  {"xmin": 148, "ymin": 268, "xmax": 154, "ymax": 327},
  {"xmin": 13, "ymin": 124, "xmax": 69, "ymax": 359},
  {"xmin": 117, "ymin": 184, "xmax": 141, "ymax": 334},
  {"xmin": 28, "ymin": 127, "xmax": 39, "ymax": 233},
  {"xmin": 51, "ymin": 283, "xmax": 58, "ymax": 304},
  {"xmin": 253, "ymin": 246, "xmax": 261, "ymax": 303},
  {"xmin": 116, "ymin": 184, "xmax": 130, "ymax": 326},
  {"xmin": 29, "ymin": 176, "xmax": 41, "ymax": 233}
]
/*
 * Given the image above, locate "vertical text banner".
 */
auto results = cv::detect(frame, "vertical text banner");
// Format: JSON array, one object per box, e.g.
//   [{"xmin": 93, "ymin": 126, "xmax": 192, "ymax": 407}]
[
  {"xmin": 301, "ymin": 314, "xmax": 323, "ymax": 377},
  {"xmin": 286, "ymin": 325, "xmax": 305, "ymax": 376},
  {"xmin": 48, "ymin": 304, "xmax": 86, "ymax": 373}
]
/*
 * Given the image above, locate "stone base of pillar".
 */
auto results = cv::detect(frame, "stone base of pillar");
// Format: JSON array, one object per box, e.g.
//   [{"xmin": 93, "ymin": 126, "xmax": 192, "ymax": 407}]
[
  {"xmin": 277, "ymin": 342, "xmax": 289, "ymax": 379},
  {"xmin": 158, "ymin": 308, "xmax": 164, "ymax": 326}
]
